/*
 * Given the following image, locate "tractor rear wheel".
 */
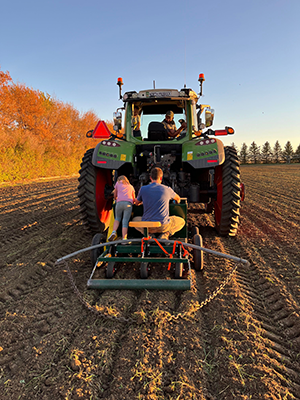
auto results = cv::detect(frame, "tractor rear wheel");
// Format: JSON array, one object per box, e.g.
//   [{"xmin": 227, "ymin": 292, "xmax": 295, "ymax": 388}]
[
  {"xmin": 78, "ymin": 148, "xmax": 113, "ymax": 234},
  {"xmin": 214, "ymin": 146, "xmax": 241, "ymax": 236}
]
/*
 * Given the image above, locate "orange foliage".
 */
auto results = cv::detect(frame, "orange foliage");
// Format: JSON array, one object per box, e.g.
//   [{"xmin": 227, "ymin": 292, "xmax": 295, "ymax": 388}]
[
  {"xmin": 0, "ymin": 67, "xmax": 107, "ymax": 182},
  {"xmin": 0, "ymin": 69, "xmax": 12, "ymax": 87}
]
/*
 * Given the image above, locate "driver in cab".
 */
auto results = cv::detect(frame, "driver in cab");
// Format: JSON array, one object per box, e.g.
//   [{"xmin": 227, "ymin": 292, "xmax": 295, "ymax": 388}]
[{"xmin": 162, "ymin": 110, "xmax": 187, "ymax": 138}]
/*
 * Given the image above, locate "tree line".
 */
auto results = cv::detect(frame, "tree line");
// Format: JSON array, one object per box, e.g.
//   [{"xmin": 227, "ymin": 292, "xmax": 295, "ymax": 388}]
[
  {"xmin": 0, "ymin": 68, "xmax": 113, "ymax": 183},
  {"xmin": 230, "ymin": 140, "xmax": 300, "ymax": 164},
  {"xmin": 1, "ymin": 67, "xmax": 299, "ymax": 183}
]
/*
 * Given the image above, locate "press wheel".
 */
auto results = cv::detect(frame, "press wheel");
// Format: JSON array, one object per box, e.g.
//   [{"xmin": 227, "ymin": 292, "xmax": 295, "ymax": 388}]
[
  {"xmin": 193, "ymin": 234, "xmax": 204, "ymax": 271},
  {"xmin": 191, "ymin": 226, "xmax": 199, "ymax": 237},
  {"xmin": 140, "ymin": 262, "xmax": 148, "ymax": 279},
  {"xmin": 91, "ymin": 233, "xmax": 105, "ymax": 266},
  {"xmin": 175, "ymin": 262, "xmax": 183, "ymax": 279},
  {"xmin": 106, "ymin": 262, "xmax": 116, "ymax": 278}
]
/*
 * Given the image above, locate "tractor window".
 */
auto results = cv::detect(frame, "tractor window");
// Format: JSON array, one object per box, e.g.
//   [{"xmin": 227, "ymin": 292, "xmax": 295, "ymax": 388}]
[{"xmin": 139, "ymin": 110, "xmax": 186, "ymax": 139}]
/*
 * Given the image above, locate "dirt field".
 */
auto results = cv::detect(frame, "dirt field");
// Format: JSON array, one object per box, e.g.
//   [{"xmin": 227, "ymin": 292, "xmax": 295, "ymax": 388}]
[{"xmin": 1, "ymin": 164, "xmax": 300, "ymax": 400}]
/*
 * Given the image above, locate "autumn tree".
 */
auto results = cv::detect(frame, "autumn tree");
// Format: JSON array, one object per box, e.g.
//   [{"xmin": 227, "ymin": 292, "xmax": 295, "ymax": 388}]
[
  {"xmin": 282, "ymin": 141, "xmax": 294, "ymax": 163},
  {"xmin": 239, "ymin": 143, "xmax": 248, "ymax": 164},
  {"xmin": 0, "ymin": 69, "xmax": 13, "ymax": 128},
  {"xmin": 0, "ymin": 67, "xmax": 101, "ymax": 182},
  {"xmin": 248, "ymin": 141, "xmax": 260, "ymax": 164},
  {"xmin": 9, "ymin": 84, "xmax": 47, "ymax": 134},
  {"xmin": 0, "ymin": 69, "xmax": 11, "ymax": 87},
  {"xmin": 294, "ymin": 144, "xmax": 300, "ymax": 162},
  {"xmin": 273, "ymin": 140, "xmax": 282, "ymax": 163},
  {"xmin": 261, "ymin": 141, "xmax": 273, "ymax": 164}
]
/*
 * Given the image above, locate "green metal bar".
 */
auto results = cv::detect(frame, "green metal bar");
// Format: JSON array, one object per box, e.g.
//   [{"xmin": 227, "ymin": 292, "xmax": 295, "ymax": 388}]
[
  {"xmin": 98, "ymin": 248, "xmax": 110, "ymax": 257},
  {"xmin": 116, "ymin": 244, "xmax": 177, "ymax": 254},
  {"xmin": 96, "ymin": 256, "xmax": 189, "ymax": 263},
  {"xmin": 56, "ymin": 238, "xmax": 250, "ymax": 267},
  {"xmin": 114, "ymin": 246, "xmax": 143, "ymax": 254},
  {"xmin": 87, "ymin": 279, "xmax": 191, "ymax": 290}
]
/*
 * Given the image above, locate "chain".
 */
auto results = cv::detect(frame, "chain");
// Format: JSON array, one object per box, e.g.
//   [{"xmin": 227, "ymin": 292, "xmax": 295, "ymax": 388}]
[
  {"xmin": 55, "ymin": 259, "xmax": 134, "ymax": 323},
  {"xmin": 166, "ymin": 262, "xmax": 239, "ymax": 322},
  {"xmin": 56, "ymin": 259, "xmax": 239, "ymax": 325}
]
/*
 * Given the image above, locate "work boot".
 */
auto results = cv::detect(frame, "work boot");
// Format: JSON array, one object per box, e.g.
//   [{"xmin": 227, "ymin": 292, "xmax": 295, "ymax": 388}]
[
  {"xmin": 158, "ymin": 232, "xmax": 169, "ymax": 240},
  {"xmin": 108, "ymin": 231, "xmax": 117, "ymax": 241}
]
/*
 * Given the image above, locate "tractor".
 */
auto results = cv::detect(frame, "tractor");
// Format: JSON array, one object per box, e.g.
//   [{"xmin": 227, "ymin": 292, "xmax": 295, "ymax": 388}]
[{"xmin": 78, "ymin": 74, "xmax": 244, "ymax": 238}]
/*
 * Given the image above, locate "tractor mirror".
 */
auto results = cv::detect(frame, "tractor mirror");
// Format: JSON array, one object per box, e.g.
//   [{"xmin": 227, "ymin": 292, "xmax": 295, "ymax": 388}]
[
  {"xmin": 113, "ymin": 111, "xmax": 122, "ymax": 132},
  {"xmin": 205, "ymin": 108, "xmax": 214, "ymax": 127}
]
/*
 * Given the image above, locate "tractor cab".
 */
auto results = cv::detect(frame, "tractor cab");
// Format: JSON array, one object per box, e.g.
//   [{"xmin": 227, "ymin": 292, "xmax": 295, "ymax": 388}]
[{"xmin": 115, "ymin": 80, "xmax": 215, "ymax": 142}]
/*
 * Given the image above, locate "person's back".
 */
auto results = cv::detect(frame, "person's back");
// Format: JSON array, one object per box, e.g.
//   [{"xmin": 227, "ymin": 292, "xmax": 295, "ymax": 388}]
[
  {"xmin": 138, "ymin": 182, "xmax": 175, "ymax": 225},
  {"xmin": 115, "ymin": 180, "xmax": 135, "ymax": 204},
  {"xmin": 133, "ymin": 167, "xmax": 185, "ymax": 239}
]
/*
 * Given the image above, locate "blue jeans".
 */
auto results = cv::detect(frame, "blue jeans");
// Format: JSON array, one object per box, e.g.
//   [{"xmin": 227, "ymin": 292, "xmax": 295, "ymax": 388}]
[{"xmin": 115, "ymin": 201, "xmax": 133, "ymax": 228}]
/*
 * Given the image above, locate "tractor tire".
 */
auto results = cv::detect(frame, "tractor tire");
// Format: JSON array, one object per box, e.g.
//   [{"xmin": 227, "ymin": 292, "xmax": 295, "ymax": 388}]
[
  {"xmin": 214, "ymin": 146, "xmax": 241, "ymax": 237},
  {"xmin": 193, "ymin": 234, "xmax": 204, "ymax": 271},
  {"xmin": 78, "ymin": 148, "xmax": 113, "ymax": 234}
]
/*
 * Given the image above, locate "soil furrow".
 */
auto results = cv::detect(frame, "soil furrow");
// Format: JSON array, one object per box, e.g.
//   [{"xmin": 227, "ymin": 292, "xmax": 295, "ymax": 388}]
[{"xmin": 1, "ymin": 166, "xmax": 300, "ymax": 399}]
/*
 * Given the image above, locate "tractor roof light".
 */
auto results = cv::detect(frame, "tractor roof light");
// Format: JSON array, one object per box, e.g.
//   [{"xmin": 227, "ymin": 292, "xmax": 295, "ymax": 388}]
[
  {"xmin": 117, "ymin": 77, "xmax": 123, "ymax": 100},
  {"xmin": 198, "ymin": 73, "xmax": 205, "ymax": 83},
  {"xmin": 198, "ymin": 73, "xmax": 205, "ymax": 97}
]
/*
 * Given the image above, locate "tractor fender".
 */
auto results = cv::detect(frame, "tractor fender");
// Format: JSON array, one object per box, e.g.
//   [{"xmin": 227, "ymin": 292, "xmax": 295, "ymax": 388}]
[
  {"xmin": 182, "ymin": 137, "xmax": 225, "ymax": 169},
  {"xmin": 91, "ymin": 140, "xmax": 136, "ymax": 170}
]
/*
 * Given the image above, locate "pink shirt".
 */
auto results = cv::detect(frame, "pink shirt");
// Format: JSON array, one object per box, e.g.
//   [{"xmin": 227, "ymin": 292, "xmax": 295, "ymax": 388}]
[{"xmin": 114, "ymin": 181, "xmax": 135, "ymax": 204}]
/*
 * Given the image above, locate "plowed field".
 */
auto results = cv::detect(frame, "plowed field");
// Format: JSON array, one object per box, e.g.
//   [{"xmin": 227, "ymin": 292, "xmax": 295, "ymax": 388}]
[{"xmin": 1, "ymin": 164, "xmax": 300, "ymax": 400}]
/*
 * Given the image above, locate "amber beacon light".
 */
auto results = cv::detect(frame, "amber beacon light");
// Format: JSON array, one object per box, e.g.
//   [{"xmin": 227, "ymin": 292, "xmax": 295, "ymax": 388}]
[
  {"xmin": 198, "ymin": 73, "xmax": 205, "ymax": 96},
  {"xmin": 117, "ymin": 77, "xmax": 123, "ymax": 99},
  {"xmin": 198, "ymin": 73, "xmax": 205, "ymax": 82}
]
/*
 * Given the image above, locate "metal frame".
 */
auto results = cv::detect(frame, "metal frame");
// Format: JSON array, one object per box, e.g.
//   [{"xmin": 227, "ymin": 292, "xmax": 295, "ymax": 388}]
[{"xmin": 56, "ymin": 238, "xmax": 249, "ymax": 291}]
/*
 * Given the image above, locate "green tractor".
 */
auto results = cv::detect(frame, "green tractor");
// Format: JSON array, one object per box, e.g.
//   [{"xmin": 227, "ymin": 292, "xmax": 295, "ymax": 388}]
[{"xmin": 78, "ymin": 74, "xmax": 244, "ymax": 237}]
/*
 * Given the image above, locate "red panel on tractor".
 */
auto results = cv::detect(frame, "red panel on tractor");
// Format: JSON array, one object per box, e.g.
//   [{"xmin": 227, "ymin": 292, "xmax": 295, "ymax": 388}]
[
  {"xmin": 214, "ymin": 130, "xmax": 227, "ymax": 136},
  {"xmin": 92, "ymin": 121, "xmax": 111, "ymax": 139}
]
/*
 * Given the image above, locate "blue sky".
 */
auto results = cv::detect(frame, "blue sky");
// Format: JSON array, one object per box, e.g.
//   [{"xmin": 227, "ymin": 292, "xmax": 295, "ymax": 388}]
[{"xmin": 1, "ymin": 0, "xmax": 299, "ymax": 150}]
